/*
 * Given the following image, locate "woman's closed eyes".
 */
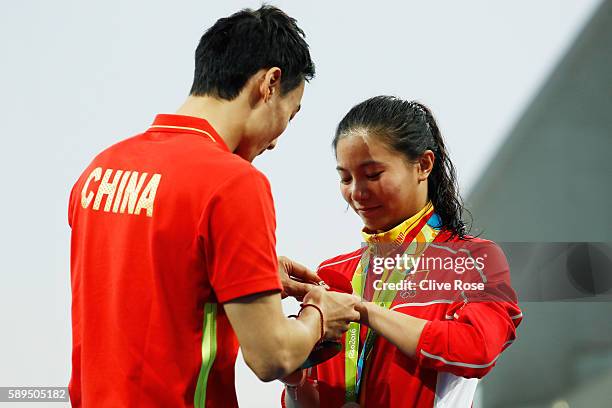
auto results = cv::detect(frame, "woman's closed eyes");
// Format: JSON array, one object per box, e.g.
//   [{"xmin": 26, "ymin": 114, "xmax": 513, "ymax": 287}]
[{"xmin": 339, "ymin": 171, "xmax": 383, "ymax": 184}]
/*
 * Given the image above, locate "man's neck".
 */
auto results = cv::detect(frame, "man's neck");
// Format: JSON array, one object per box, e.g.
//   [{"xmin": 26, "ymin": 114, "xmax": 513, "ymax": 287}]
[{"xmin": 175, "ymin": 95, "xmax": 246, "ymax": 152}]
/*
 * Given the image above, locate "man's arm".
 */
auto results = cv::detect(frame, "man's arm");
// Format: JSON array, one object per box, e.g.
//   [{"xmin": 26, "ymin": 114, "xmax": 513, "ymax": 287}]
[{"xmin": 224, "ymin": 287, "xmax": 360, "ymax": 382}]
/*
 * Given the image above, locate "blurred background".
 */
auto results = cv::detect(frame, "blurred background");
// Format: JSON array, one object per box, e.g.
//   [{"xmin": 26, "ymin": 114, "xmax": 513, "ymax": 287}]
[{"xmin": 0, "ymin": 0, "xmax": 610, "ymax": 407}]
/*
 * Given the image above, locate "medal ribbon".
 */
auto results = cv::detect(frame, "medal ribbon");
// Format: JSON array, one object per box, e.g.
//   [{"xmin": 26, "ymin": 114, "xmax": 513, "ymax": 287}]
[{"xmin": 344, "ymin": 203, "xmax": 439, "ymax": 403}]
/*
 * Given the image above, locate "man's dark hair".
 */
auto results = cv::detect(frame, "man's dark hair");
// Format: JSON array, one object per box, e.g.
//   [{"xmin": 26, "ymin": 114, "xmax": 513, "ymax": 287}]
[{"xmin": 190, "ymin": 5, "xmax": 315, "ymax": 100}]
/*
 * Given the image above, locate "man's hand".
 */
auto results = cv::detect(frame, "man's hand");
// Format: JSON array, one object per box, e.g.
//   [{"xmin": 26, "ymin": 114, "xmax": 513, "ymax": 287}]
[
  {"xmin": 302, "ymin": 286, "xmax": 361, "ymax": 341},
  {"xmin": 278, "ymin": 256, "xmax": 327, "ymax": 300}
]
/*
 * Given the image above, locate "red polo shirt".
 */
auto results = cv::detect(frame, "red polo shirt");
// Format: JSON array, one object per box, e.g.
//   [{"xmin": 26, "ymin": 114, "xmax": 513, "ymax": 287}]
[{"xmin": 68, "ymin": 114, "xmax": 282, "ymax": 407}]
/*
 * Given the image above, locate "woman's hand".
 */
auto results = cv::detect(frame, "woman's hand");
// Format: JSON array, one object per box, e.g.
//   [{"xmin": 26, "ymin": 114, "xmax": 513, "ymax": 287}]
[{"xmin": 354, "ymin": 299, "xmax": 370, "ymax": 326}]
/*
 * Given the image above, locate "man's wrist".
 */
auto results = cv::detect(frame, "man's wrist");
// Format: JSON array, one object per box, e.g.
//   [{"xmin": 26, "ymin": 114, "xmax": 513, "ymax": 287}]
[
  {"xmin": 297, "ymin": 304, "xmax": 323, "ymax": 344},
  {"xmin": 282, "ymin": 369, "xmax": 306, "ymax": 387}
]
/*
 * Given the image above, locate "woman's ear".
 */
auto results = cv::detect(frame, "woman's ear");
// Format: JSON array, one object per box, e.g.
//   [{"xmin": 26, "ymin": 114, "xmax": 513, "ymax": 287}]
[{"xmin": 417, "ymin": 150, "xmax": 435, "ymax": 181}]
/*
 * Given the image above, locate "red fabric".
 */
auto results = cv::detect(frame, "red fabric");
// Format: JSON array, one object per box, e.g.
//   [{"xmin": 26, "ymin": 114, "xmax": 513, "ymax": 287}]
[
  {"xmin": 68, "ymin": 114, "xmax": 282, "ymax": 407},
  {"xmin": 304, "ymin": 232, "xmax": 522, "ymax": 408},
  {"xmin": 281, "ymin": 388, "xmax": 287, "ymax": 408},
  {"xmin": 317, "ymin": 268, "xmax": 353, "ymax": 294}
]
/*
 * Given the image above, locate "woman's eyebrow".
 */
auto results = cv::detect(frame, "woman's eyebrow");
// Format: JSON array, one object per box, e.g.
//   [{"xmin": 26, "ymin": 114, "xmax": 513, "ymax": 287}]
[
  {"xmin": 336, "ymin": 160, "xmax": 383, "ymax": 171},
  {"xmin": 359, "ymin": 160, "xmax": 383, "ymax": 168}
]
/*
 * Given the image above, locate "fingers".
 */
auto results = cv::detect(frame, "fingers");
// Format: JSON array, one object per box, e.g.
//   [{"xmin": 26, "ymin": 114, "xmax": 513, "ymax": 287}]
[
  {"xmin": 353, "ymin": 301, "xmax": 366, "ymax": 314},
  {"xmin": 325, "ymin": 319, "xmax": 356, "ymax": 340},
  {"xmin": 285, "ymin": 280, "xmax": 317, "ymax": 299},
  {"xmin": 279, "ymin": 256, "xmax": 321, "ymax": 285},
  {"xmin": 278, "ymin": 256, "xmax": 319, "ymax": 299},
  {"xmin": 349, "ymin": 310, "xmax": 361, "ymax": 322},
  {"xmin": 302, "ymin": 285, "xmax": 324, "ymax": 305}
]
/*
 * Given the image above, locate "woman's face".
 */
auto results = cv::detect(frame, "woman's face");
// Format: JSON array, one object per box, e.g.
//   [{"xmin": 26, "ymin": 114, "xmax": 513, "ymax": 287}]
[{"xmin": 335, "ymin": 132, "xmax": 432, "ymax": 233}]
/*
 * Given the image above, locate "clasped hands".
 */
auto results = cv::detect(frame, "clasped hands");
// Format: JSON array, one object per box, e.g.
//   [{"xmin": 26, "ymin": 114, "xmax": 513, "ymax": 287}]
[{"xmin": 278, "ymin": 256, "xmax": 366, "ymax": 342}]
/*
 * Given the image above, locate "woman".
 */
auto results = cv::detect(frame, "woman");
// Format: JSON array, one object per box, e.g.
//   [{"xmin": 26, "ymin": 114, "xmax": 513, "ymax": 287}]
[{"xmin": 281, "ymin": 96, "xmax": 522, "ymax": 407}]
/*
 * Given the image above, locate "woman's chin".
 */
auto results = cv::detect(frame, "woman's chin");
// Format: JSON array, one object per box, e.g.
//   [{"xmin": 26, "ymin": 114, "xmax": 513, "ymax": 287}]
[
  {"xmin": 362, "ymin": 220, "xmax": 387, "ymax": 234},
  {"xmin": 363, "ymin": 217, "xmax": 408, "ymax": 234}
]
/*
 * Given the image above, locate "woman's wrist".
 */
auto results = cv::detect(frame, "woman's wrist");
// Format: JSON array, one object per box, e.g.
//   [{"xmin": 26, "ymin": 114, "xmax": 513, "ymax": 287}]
[{"xmin": 358, "ymin": 302, "xmax": 430, "ymax": 358}]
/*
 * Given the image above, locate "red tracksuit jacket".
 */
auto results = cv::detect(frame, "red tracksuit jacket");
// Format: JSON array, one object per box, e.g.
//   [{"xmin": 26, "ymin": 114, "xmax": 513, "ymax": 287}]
[{"xmin": 287, "ymin": 230, "xmax": 522, "ymax": 408}]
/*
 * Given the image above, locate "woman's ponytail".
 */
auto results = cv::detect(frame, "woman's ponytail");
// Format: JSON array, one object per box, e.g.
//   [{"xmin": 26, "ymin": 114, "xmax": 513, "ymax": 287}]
[{"xmin": 418, "ymin": 103, "xmax": 467, "ymax": 238}]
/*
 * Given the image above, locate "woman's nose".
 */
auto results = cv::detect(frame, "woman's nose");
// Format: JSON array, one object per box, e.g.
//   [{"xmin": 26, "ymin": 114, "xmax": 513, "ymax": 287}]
[{"xmin": 351, "ymin": 181, "xmax": 370, "ymax": 202}]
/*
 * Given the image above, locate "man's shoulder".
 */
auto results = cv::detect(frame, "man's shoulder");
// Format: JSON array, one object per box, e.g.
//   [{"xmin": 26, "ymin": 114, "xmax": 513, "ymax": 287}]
[
  {"xmin": 89, "ymin": 130, "xmax": 260, "ymax": 178},
  {"xmin": 84, "ymin": 132, "xmax": 141, "ymax": 162}
]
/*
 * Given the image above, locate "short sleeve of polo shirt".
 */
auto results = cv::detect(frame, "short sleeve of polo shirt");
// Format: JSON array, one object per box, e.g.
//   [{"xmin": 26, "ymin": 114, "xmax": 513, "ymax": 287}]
[{"xmin": 200, "ymin": 167, "xmax": 282, "ymax": 303}]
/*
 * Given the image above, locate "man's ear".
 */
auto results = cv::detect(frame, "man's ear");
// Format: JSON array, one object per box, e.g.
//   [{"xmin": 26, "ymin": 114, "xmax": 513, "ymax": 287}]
[
  {"xmin": 259, "ymin": 67, "xmax": 282, "ymax": 103},
  {"xmin": 417, "ymin": 150, "xmax": 435, "ymax": 181}
]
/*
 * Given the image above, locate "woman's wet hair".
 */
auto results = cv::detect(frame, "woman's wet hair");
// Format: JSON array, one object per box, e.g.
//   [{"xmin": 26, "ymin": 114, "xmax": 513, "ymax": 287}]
[{"xmin": 333, "ymin": 95, "xmax": 470, "ymax": 239}]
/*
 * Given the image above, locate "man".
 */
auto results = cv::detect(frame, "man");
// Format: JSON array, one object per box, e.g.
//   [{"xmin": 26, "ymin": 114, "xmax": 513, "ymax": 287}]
[{"xmin": 68, "ymin": 6, "xmax": 360, "ymax": 407}]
